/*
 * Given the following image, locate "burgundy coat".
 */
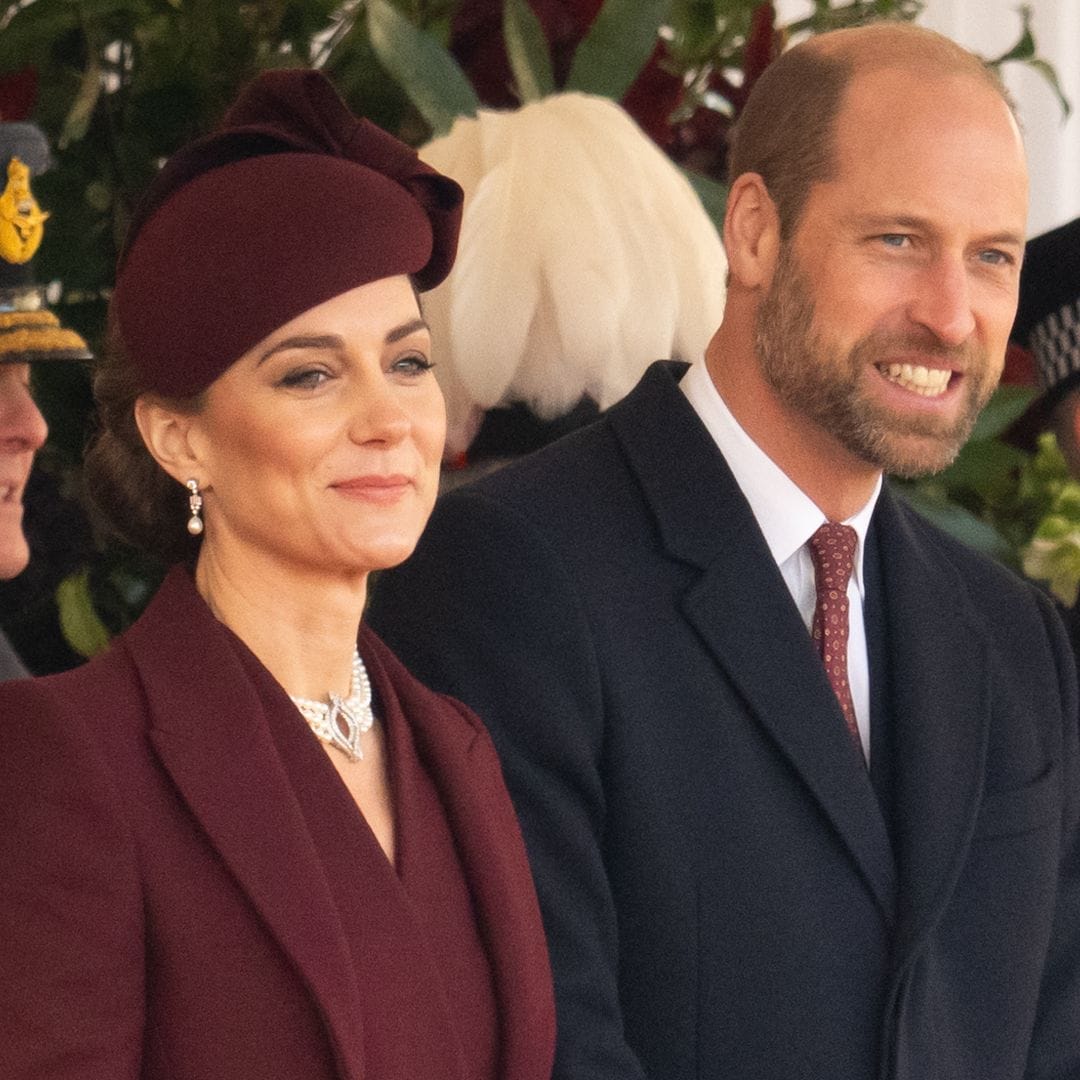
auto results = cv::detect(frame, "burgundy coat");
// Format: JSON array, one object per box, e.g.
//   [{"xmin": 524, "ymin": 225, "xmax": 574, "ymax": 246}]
[{"xmin": 0, "ymin": 567, "xmax": 555, "ymax": 1080}]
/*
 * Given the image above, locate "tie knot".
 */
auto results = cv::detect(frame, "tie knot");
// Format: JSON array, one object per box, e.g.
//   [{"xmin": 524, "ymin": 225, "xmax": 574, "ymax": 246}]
[{"xmin": 808, "ymin": 522, "xmax": 858, "ymax": 590}]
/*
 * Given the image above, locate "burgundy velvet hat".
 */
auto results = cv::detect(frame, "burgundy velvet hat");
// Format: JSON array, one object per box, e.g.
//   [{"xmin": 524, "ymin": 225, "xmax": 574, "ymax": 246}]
[{"xmin": 112, "ymin": 69, "xmax": 463, "ymax": 398}]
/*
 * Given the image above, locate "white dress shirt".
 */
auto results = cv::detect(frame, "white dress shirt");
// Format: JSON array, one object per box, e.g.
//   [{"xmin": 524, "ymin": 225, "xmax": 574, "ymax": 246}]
[{"xmin": 681, "ymin": 360, "xmax": 882, "ymax": 760}]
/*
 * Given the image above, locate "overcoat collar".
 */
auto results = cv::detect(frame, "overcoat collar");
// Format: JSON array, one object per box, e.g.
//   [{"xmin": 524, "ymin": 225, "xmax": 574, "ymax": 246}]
[
  {"xmin": 124, "ymin": 568, "xmax": 367, "ymax": 1078},
  {"xmin": 121, "ymin": 567, "xmax": 553, "ymax": 1080},
  {"xmin": 607, "ymin": 362, "xmax": 990, "ymax": 947},
  {"xmin": 366, "ymin": 633, "xmax": 555, "ymax": 1080}
]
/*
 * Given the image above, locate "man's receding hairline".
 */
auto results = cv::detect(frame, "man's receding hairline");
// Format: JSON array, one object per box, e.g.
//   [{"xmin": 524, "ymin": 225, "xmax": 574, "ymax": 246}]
[{"xmin": 800, "ymin": 20, "xmax": 1011, "ymax": 111}]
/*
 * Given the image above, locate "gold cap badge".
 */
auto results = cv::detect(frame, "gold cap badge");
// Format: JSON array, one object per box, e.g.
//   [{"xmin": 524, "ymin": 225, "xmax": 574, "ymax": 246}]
[{"xmin": 0, "ymin": 156, "xmax": 49, "ymax": 264}]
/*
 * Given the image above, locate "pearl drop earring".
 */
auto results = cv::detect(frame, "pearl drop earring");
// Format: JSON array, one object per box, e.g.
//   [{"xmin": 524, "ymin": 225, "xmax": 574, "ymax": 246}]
[{"xmin": 186, "ymin": 479, "xmax": 204, "ymax": 536}]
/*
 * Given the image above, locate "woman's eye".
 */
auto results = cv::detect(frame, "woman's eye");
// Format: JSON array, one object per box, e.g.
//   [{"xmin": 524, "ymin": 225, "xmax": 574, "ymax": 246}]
[
  {"xmin": 392, "ymin": 353, "xmax": 435, "ymax": 376},
  {"xmin": 278, "ymin": 368, "xmax": 330, "ymax": 390},
  {"xmin": 880, "ymin": 234, "xmax": 910, "ymax": 248}
]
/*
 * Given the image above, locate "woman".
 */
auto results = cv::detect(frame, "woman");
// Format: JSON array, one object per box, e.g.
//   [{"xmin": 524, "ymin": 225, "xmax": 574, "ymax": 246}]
[{"xmin": 0, "ymin": 70, "xmax": 554, "ymax": 1080}]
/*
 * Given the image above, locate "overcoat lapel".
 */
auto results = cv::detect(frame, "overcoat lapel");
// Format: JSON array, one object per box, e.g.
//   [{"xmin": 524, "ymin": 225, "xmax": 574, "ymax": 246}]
[
  {"xmin": 873, "ymin": 489, "xmax": 990, "ymax": 967},
  {"xmin": 122, "ymin": 568, "xmax": 366, "ymax": 1079},
  {"xmin": 363, "ymin": 630, "xmax": 555, "ymax": 1080},
  {"xmin": 608, "ymin": 362, "xmax": 897, "ymax": 920}
]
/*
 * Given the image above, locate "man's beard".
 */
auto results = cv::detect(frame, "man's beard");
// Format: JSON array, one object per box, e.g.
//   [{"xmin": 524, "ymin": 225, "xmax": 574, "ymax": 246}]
[{"xmin": 753, "ymin": 247, "xmax": 998, "ymax": 479}]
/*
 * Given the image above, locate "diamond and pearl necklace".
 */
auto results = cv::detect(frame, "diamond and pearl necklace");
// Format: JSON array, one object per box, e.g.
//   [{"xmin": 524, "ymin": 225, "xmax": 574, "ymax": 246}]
[{"xmin": 289, "ymin": 648, "xmax": 373, "ymax": 762}]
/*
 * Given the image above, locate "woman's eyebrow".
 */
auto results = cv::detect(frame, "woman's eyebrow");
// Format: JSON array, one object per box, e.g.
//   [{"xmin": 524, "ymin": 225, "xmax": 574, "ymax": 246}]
[
  {"xmin": 256, "ymin": 319, "xmax": 429, "ymax": 365},
  {"xmin": 257, "ymin": 335, "xmax": 343, "ymax": 365},
  {"xmin": 386, "ymin": 318, "xmax": 429, "ymax": 344}
]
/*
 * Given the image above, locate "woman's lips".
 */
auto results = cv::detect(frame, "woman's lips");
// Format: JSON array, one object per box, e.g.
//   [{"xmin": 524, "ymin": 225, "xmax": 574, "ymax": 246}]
[{"xmin": 331, "ymin": 474, "xmax": 413, "ymax": 502}]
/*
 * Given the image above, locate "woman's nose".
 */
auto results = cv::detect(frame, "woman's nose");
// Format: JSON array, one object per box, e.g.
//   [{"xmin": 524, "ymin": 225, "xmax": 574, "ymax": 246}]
[{"xmin": 348, "ymin": 375, "xmax": 411, "ymax": 446}]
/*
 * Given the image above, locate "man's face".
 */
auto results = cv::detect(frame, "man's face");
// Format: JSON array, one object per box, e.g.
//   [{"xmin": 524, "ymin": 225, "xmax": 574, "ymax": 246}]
[
  {"xmin": 0, "ymin": 364, "xmax": 48, "ymax": 579},
  {"xmin": 755, "ymin": 66, "xmax": 1028, "ymax": 479}
]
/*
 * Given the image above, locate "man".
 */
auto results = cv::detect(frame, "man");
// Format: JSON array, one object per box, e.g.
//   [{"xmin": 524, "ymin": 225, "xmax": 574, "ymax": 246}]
[
  {"xmin": 0, "ymin": 363, "xmax": 47, "ymax": 678},
  {"xmin": 370, "ymin": 22, "xmax": 1080, "ymax": 1080},
  {"xmin": 0, "ymin": 116, "xmax": 92, "ymax": 679}
]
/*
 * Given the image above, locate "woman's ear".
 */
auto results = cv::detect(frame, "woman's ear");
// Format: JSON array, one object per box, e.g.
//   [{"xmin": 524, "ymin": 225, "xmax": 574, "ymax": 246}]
[
  {"xmin": 723, "ymin": 172, "xmax": 781, "ymax": 291},
  {"xmin": 134, "ymin": 395, "xmax": 206, "ymax": 488}
]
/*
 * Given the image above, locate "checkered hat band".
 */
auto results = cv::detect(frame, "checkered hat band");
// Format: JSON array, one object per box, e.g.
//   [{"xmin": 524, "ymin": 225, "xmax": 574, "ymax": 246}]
[{"xmin": 1033, "ymin": 297, "xmax": 1080, "ymax": 392}]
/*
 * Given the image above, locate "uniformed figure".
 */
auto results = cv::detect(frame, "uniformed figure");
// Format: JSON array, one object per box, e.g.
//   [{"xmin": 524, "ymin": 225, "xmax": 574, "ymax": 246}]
[{"xmin": 0, "ymin": 117, "xmax": 92, "ymax": 679}]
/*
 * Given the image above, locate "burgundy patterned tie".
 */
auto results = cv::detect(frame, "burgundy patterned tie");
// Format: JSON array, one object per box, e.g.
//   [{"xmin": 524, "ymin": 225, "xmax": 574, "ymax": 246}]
[{"xmin": 808, "ymin": 522, "xmax": 862, "ymax": 752}]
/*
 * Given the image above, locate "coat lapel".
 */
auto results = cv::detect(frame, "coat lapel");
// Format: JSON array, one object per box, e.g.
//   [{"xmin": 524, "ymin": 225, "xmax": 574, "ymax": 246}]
[
  {"xmin": 608, "ymin": 362, "xmax": 897, "ymax": 921},
  {"xmin": 360, "ymin": 630, "xmax": 555, "ymax": 1080},
  {"xmin": 873, "ymin": 489, "xmax": 990, "ymax": 967},
  {"xmin": 683, "ymin": 545, "xmax": 898, "ymax": 920},
  {"xmin": 123, "ymin": 568, "xmax": 366, "ymax": 1079}
]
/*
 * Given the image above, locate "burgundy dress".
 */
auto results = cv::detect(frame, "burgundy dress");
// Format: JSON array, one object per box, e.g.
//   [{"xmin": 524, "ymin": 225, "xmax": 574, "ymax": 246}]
[
  {"xmin": 0, "ymin": 566, "xmax": 554, "ymax": 1080},
  {"xmin": 265, "ymin": 644, "xmax": 500, "ymax": 1079}
]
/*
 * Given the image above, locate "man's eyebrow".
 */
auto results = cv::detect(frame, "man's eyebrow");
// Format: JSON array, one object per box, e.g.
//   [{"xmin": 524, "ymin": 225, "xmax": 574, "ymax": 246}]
[
  {"xmin": 852, "ymin": 214, "xmax": 1025, "ymax": 248},
  {"xmin": 978, "ymin": 231, "xmax": 1026, "ymax": 250}
]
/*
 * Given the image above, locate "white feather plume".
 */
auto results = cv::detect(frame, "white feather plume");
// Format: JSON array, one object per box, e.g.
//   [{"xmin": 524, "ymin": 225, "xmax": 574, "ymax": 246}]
[{"xmin": 420, "ymin": 92, "xmax": 727, "ymax": 455}]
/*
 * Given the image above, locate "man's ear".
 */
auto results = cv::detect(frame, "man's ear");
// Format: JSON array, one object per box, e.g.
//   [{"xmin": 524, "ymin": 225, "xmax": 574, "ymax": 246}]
[
  {"xmin": 723, "ymin": 172, "xmax": 781, "ymax": 290},
  {"xmin": 134, "ymin": 395, "xmax": 207, "ymax": 488}
]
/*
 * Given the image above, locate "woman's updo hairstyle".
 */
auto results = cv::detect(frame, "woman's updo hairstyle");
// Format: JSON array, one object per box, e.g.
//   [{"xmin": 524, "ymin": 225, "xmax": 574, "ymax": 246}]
[
  {"xmin": 81, "ymin": 324, "xmax": 204, "ymax": 564},
  {"xmin": 83, "ymin": 68, "xmax": 463, "ymax": 560}
]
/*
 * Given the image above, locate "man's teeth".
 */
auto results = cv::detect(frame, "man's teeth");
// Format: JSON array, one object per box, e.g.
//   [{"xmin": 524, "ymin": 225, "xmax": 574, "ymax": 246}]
[{"xmin": 879, "ymin": 362, "xmax": 951, "ymax": 397}]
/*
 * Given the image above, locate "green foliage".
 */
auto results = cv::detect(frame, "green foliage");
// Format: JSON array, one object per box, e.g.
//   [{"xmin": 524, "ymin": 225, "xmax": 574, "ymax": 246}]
[
  {"xmin": 0, "ymin": 0, "xmax": 347, "ymax": 344},
  {"xmin": 991, "ymin": 3, "xmax": 1071, "ymax": 119},
  {"xmin": 565, "ymin": 0, "xmax": 671, "ymax": 100},
  {"xmin": 896, "ymin": 403, "xmax": 1080, "ymax": 582},
  {"xmin": 55, "ymin": 567, "xmax": 111, "ymax": 657},
  {"xmin": 366, "ymin": 0, "xmax": 478, "ymax": 134},
  {"xmin": 682, "ymin": 166, "xmax": 728, "ymax": 222},
  {"xmin": 1016, "ymin": 435, "xmax": 1080, "ymax": 604},
  {"xmin": 0, "ymin": 0, "xmax": 1072, "ymax": 670},
  {"xmin": 894, "ymin": 483, "xmax": 1016, "ymax": 566},
  {"xmin": 503, "ymin": 0, "xmax": 554, "ymax": 102}
]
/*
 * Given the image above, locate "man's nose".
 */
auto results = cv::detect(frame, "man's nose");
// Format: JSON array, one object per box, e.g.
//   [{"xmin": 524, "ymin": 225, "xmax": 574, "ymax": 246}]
[
  {"xmin": 0, "ymin": 376, "xmax": 48, "ymax": 452},
  {"xmin": 906, "ymin": 255, "xmax": 977, "ymax": 347}
]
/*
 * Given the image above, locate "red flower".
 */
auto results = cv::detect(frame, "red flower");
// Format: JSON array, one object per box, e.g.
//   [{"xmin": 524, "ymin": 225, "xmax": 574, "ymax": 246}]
[
  {"xmin": 0, "ymin": 67, "xmax": 38, "ymax": 122},
  {"xmin": 449, "ymin": 0, "xmax": 783, "ymax": 183},
  {"xmin": 668, "ymin": 2, "xmax": 781, "ymax": 180},
  {"xmin": 740, "ymin": 2, "xmax": 780, "ymax": 107},
  {"xmin": 451, "ymin": 0, "xmax": 604, "ymax": 107},
  {"xmin": 620, "ymin": 43, "xmax": 684, "ymax": 147}
]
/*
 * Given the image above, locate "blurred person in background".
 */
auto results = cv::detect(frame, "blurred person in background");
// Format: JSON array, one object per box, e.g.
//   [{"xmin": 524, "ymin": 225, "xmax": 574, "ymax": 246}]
[
  {"xmin": 1007, "ymin": 217, "xmax": 1080, "ymax": 653},
  {"xmin": 0, "ymin": 359, "xmax": 48, "ymax": 677},
  {"xmin": 0, "ymin": 115, "xmax": 91, "ymax": 679}
]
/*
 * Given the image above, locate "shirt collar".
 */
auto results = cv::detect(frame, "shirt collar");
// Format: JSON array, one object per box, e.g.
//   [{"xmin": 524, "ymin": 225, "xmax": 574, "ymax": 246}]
[{"xmin": 681, "ymin": 359, "xmax": 882, "ymax": 594}]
